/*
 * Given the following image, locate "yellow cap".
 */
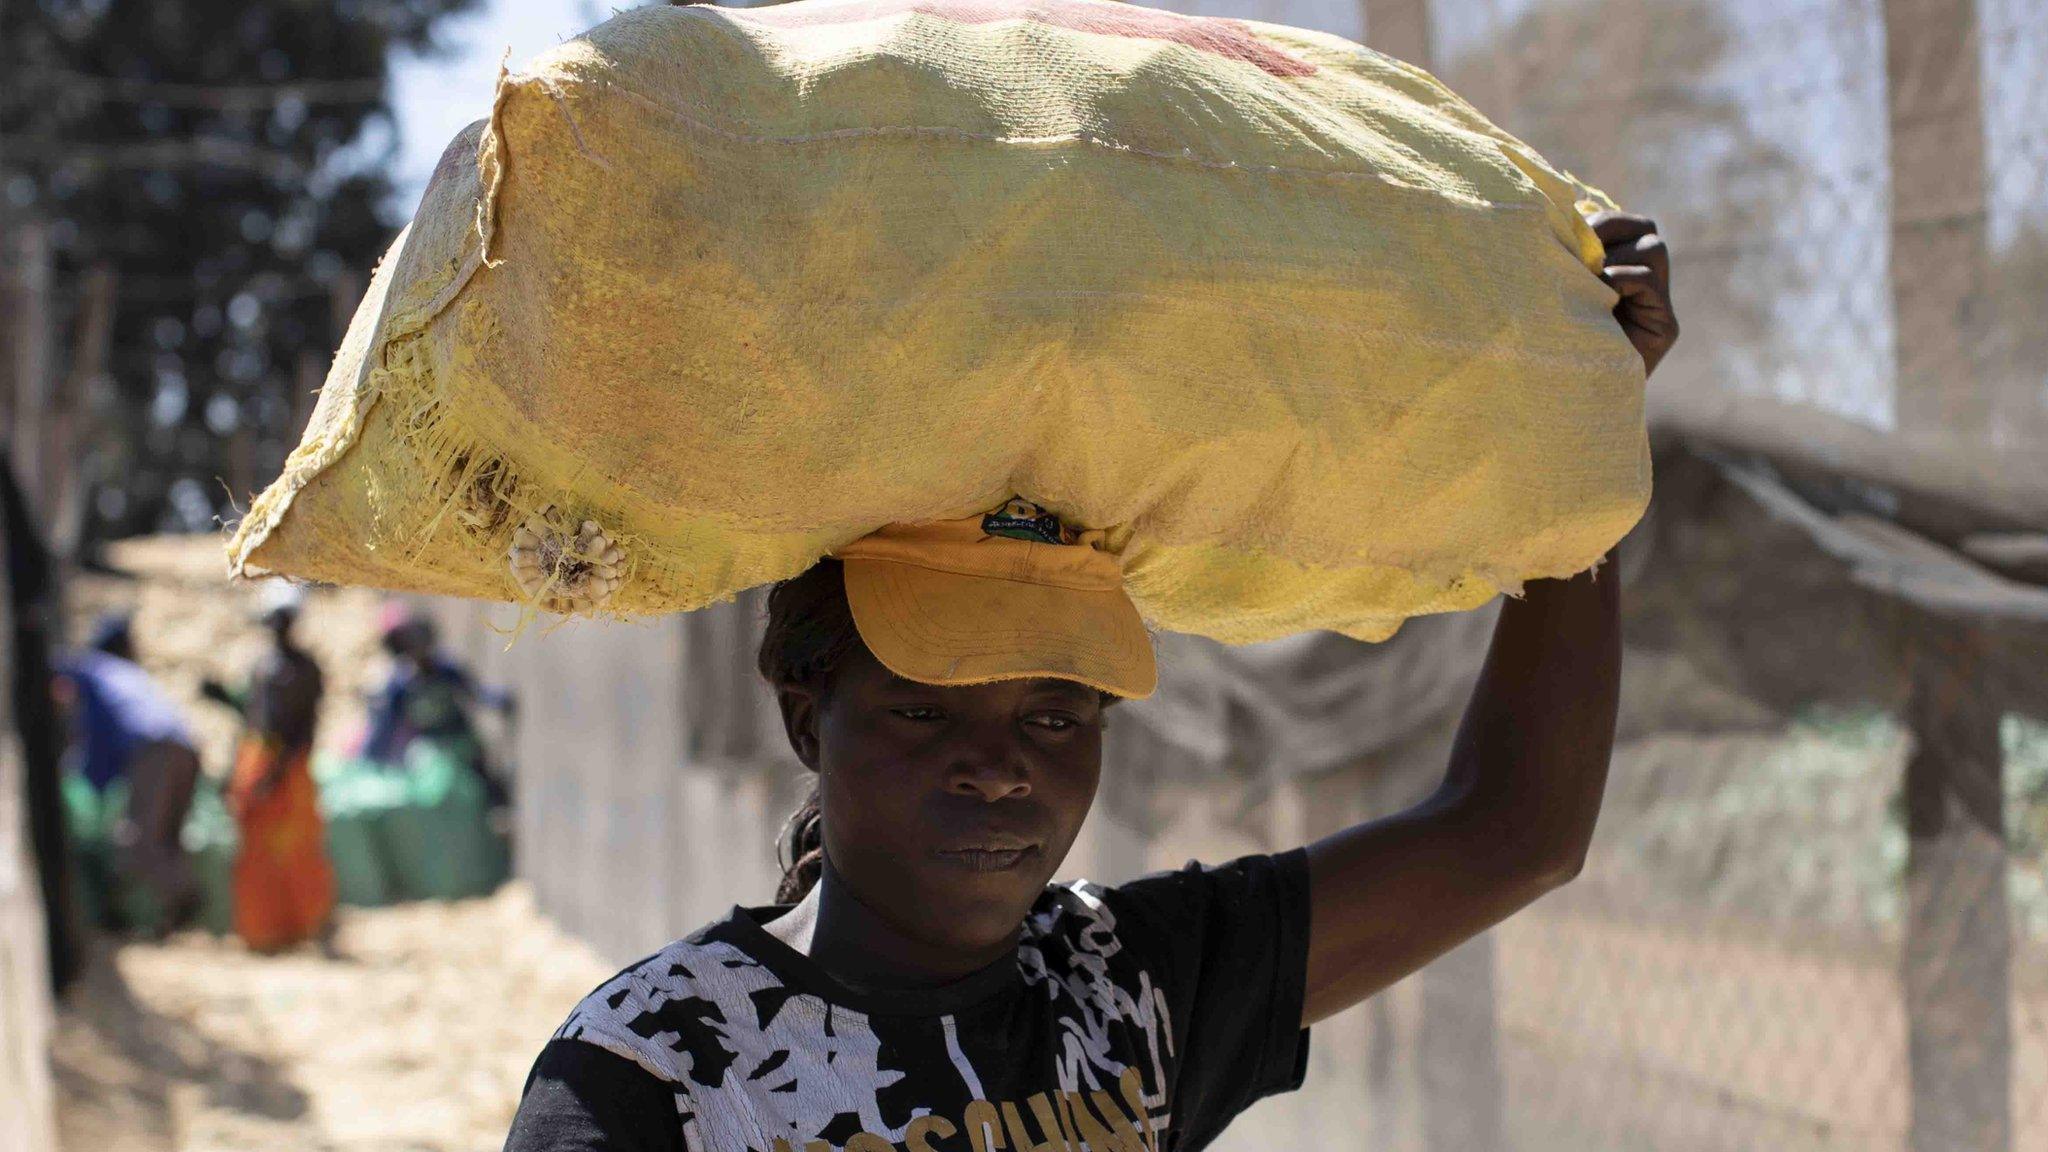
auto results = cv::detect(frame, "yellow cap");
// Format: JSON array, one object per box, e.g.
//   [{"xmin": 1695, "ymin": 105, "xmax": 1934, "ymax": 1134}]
[{"xmin": 828, "ymin": 499, "xmax": 1157, "ymax": 700}]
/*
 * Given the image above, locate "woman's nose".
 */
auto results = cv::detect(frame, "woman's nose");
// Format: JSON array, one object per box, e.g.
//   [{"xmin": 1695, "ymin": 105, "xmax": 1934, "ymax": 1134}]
[{"xmin": 945, "ymin": 737, "xmax": 1032, "ymax": 802}]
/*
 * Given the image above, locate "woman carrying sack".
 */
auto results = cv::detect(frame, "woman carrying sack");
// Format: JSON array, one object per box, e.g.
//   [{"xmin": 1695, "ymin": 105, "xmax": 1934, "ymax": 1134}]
[
  {"xmin": 502, "ymin": 213, "xmax": 1675, "ymax": 1149},
  {"xmin": 214, "ymin": 0, "xmax": 1676, "ymax": 1140}
]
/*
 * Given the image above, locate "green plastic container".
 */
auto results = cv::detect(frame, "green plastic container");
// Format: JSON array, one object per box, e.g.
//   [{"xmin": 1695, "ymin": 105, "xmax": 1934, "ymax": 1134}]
[
  {"xmin": 181, "ymin": 783, "xmax": 239, "ymax": 936},
  {"xmin": 315, "ymin": 755, "xmax": 406, "ymax": 907},
  {"xmin": 64, "ymin": 739, "xmax": 513, "ymax": 933},
  {"xmin": 380, "ymin": 739, "xmax": 508, "ymax": 901},
  {"xmin": 65, "ymin": 772, "xmax": 238, "ymax": 936},
  {"xmin": 312, "ymin": 744, "xmax": 507, "ymax": 905},
  {"xmin": 61, "ymin": 772, "xmax": 115, "ymax": 930}
]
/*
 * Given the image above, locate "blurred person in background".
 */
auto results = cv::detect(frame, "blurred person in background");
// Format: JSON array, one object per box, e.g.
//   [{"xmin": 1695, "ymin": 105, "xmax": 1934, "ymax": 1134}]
[
  {"xmin": 55, "ymin": 612, "xmax": 204, "ymax": 936},
  {"xmin": 200, "ymin": 581, "xmax": 334, "ymax": 952},
  {"xmin": 360, "ymin": 602, "xmax": 516, "ymax": 806}
]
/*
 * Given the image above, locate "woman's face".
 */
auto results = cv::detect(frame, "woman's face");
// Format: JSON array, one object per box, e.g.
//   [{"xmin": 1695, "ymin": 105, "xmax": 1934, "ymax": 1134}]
[{"xmin": 789, "ymin": 643, "xmax": 1105, "ymax": 953}]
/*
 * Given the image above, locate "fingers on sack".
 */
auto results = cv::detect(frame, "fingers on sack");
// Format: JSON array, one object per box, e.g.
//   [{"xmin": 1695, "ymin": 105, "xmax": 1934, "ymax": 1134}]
[
  {"xmin": 1604, "ymin": 267, "xmax": 1680, "ymax": 336},
  {"xmin": 1589, "ymin": 211, "xmax": 1658, "ymax": 245},
  {"xmin": 1606, "ymin": 231, "xmax": 1670, "ymax": 287},
  {"xmin": 1591, "ymin": 216, "xmax": 1669, "ymax": 277}
]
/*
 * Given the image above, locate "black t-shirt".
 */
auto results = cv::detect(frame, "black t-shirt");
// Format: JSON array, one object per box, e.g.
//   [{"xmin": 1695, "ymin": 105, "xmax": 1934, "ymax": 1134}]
[{"xmin": 505, "ymin": 849, "xmax": 1313, "ymax": 1152}]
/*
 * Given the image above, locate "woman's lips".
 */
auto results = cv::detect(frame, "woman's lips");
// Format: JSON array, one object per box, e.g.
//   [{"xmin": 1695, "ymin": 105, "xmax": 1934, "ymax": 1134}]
[{"xmin": 932, "ymin": 844, "xmax": 1042, "ymax": 872}]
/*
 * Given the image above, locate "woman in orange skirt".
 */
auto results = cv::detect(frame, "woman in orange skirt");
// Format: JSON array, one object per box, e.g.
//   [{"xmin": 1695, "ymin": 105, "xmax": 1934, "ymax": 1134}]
[
  {"xmin": 226, "ymin": 735, "xmax": 333, "ymax": 952},
  {"xmin": 209, "ymin": 584, "xmax": 334, "ymax": 952}
]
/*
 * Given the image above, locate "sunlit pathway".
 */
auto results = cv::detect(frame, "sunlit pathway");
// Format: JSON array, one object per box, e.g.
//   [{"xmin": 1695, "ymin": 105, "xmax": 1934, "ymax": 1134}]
[{"xmin": 51, "ymin": 885, "xmax": 613, "ymax": 1152}]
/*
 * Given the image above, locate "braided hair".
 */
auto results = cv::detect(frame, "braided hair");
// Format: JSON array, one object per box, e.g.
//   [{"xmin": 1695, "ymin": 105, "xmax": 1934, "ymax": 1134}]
[{"xmin": 757, "ymin": 560, "xmax": 862, "ymax": 903}]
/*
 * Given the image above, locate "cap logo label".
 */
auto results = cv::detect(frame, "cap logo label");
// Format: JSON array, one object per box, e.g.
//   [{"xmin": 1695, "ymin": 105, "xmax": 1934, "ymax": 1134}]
[{"xmin": 981, "ymin": 499, "xmax": 1073, "ymax": 545}]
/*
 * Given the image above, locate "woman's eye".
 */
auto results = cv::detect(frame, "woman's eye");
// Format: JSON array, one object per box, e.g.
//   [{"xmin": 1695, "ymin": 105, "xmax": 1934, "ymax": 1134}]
[{"xmin": 1029, "ymin": 715, "xmax": 1080, "ymax": 732}]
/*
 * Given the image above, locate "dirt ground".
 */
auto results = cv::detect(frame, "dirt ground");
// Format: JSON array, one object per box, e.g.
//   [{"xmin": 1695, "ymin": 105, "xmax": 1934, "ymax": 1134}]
[
  {"xmin": 51, "ymin": 884, "xmax": 615, "ymax": 1152},
  {"xmin": 51, "ymin": 536, "xmax": 607, "ymax": 1151}
]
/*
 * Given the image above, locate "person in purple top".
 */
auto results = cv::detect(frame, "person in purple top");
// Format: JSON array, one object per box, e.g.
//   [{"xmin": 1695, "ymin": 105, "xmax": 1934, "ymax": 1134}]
[
  {"xmin": 54, "ymin": 612, "xmax": 204, "ymax": 933},
  {"xmin": 359, "ymin": 604, "xmax": 515, "ymax": 804}
]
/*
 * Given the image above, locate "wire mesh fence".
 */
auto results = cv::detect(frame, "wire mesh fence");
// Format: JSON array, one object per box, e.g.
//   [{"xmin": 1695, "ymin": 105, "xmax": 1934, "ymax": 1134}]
[{"xmin": 439, "ymin": 491, "xmax": 2048, "ymax": 1152}]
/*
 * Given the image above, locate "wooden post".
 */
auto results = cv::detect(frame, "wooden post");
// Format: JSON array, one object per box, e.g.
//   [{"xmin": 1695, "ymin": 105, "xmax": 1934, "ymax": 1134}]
[
  {"xmin": 1899, "ymin": 610, "xmax": 2010, "ymax": 1152},
  {"xmin": 1364, "ymin": 0, "xmax": 1432, "ymax": 69},
  {"xmin": 328, "ymin": 269, "xmax": 362, "ymax": 347},
  {"xmin": 49, "ymin": 262, "xmax": 116, "ymax": 558},
  {"xmin": 292, "ymin": 349, "xmax": 323, "ymax": 442},
  {"xmin": 1885, "ymin": 0, "xmax": 1994, "ymax": 436},
  {"xmin": 288, "ymin": 268, "xmax": 361, "ymax": 444},
  {"xmin": 228, "ymin": 422, "xmax": 255, "ymax": 514},
  {"xmin": 1, "ymin": 222, "xmax": 54, "ymax": 520},
  {"xmin": 1882, "ymin": 1, "xmax": 2010, "ymax": 1148}
]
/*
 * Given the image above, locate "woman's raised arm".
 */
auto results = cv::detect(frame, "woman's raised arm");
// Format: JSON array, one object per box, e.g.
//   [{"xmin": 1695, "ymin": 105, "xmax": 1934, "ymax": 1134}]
[{"xmin": 1299, "ymin": 213, "xmax": 1676, "ymax": 1026}]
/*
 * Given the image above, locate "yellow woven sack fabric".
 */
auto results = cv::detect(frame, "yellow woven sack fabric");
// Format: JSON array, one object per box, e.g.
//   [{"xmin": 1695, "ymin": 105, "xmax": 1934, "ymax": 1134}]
[{"xmin": 227, "ymin": 0, "xmax": 1648, "ymax": 644}]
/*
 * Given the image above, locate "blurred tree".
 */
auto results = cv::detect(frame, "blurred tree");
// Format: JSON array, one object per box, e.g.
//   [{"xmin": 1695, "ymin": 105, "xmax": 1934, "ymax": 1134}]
[{"xmin": 0, "ymin": 0, "xmax": 481, "ymax": 547}]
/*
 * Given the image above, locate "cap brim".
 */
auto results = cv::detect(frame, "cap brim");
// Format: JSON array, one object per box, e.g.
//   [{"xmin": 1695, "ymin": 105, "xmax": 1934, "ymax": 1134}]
[{"xmin": 841, "ymin": 559, "xmax": 1157, "ymax": 700}]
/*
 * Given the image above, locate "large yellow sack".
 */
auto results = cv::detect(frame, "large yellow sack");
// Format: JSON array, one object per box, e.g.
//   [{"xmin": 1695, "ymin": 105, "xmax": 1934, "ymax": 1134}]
[{"xmin": 228, "ymin": 0, "xmax": 1647, "ymax": 644}]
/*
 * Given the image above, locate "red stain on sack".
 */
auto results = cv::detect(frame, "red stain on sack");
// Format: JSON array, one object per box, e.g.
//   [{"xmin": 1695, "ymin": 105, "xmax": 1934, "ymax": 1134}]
[{"xmin": 724, "ymin": 0, "xmax": 1317, "ymax": 78}]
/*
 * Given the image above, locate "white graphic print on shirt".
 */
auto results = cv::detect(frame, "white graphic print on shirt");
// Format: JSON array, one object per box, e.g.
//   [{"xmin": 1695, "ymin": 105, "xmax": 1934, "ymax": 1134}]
[
  {"xmin": 1016, "ymin": 887, "xmax": 1173, "ymax": 1113},
  {"xmin": 554, "ymin": 880, "xmax": 1172, "ymax": 1152}
]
